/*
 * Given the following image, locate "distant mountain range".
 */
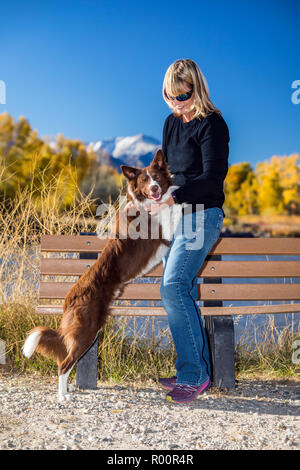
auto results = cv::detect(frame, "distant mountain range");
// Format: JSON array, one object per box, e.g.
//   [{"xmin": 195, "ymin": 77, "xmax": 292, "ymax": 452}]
[
  {"xmin": 43, "ymin": 134, "xmax": 161, "ymax": 172},
  {"xmin": 86, "ymin": 134, "xmax": 161, "ymax": 171}
]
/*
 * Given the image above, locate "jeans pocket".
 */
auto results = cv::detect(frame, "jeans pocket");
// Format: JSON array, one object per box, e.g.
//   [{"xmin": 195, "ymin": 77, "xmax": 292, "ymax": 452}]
[
  {"xmin": 217, "ymin": 213, "xmax": 224, "ymax": 231},
  {"xmin": 207, "ymin": 211, "xmax": 223, "ymax": 246}
]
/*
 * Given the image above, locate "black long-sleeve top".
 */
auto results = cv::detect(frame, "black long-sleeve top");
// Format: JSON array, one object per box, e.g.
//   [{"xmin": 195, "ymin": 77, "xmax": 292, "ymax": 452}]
[{"xmin": 162, "ymin": 111, "xmax": 230, "ymax": 218}]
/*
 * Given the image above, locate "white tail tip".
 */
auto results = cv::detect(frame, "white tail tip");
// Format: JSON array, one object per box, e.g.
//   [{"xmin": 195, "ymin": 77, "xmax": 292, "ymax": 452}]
[{"xmin": 22, "ymin": 331, "xmax": 41, "ymax": 358}]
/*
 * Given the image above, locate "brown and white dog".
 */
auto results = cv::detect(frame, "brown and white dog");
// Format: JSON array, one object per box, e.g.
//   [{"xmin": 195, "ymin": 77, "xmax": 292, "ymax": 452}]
[{"xmin": 23, "ymin": 150, "xmax": 182, "ymax": 401}]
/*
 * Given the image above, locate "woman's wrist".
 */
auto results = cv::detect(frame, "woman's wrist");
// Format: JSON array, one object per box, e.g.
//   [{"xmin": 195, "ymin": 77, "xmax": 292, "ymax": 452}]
[
  {"xmin": 170, "ymin": 192, "xmax": 178, "ymax": 205},
  {"xmin": 164, "ymin": 194, "xmax": 174, "ymax": 206}
]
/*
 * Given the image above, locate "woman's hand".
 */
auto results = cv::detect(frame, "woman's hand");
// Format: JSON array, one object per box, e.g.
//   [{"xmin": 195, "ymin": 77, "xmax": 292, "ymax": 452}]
[{"xmin": 145, "ymin": 195, "xmax": 174, "ymax": 215}]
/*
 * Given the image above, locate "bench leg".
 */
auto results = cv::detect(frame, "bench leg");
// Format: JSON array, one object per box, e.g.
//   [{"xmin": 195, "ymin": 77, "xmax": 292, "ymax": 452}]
[
  {"xmin": 205, "ymin": 315, "xmax": 235, "ymax": 389},
  {"xmin": 76, "ymin": 336, "xmax": 98, "ymax": 390},
  {"xmin": 203, "ymin": 253, "xmax": 235, "ymax": 389}
]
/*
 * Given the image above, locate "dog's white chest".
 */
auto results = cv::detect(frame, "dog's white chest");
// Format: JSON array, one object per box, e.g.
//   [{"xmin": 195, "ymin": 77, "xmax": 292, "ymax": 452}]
[
  {"xmin": 138, "ymin": 242, "xmax": 170, "ymax": 277},
  {"xmin": 137, "ymin": 204, "xmax": 182, "ymax": 278}
]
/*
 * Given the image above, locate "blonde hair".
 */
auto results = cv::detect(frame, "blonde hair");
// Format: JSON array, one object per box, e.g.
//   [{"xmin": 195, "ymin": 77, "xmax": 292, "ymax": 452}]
[{"xmin": 162, "ymin": 59, "xmax": 221, "ymax": 119}]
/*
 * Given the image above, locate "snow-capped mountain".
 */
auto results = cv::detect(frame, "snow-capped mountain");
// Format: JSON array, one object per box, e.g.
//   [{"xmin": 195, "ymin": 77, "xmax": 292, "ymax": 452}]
[
  {"xmin": 41, "ymin": 133, "xmax": 161, "ymax": 172},
  {"xmin": 86, "ymin": 134, "xmax": 161, "ymax": 171}
]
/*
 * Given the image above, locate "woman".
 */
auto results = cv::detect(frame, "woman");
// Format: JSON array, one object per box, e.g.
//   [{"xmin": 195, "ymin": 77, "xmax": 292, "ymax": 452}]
[{"xmin": 151, "ymin": 58, "xmax": 230, "ymax": 404}]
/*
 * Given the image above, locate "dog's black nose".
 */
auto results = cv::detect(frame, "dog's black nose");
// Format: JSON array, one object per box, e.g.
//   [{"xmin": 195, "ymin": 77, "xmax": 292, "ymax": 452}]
[{"xmin": 150, "ymin": 185, "xmax": 158, "ymax": 193}]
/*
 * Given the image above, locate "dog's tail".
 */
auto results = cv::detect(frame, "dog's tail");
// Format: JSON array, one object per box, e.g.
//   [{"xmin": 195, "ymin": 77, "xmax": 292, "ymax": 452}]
[{"xmin": 23, "ymin": 326, "xmax": 67, "ymax": 363}]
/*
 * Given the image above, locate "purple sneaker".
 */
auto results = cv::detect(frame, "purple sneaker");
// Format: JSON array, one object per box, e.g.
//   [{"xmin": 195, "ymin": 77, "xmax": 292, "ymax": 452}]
[
  {"xmin": 166, "ymin": 379, "xmax": 211, "ymax": 404},
  {"xmin": 158, "ymin": 376, "xmax": 177, "ymax": 390}
]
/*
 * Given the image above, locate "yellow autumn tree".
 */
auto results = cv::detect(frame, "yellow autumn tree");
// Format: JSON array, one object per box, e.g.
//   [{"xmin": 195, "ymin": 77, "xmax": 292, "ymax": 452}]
[
  {"xmin": 224, "ymin": 162, "xmax": 257, "ymax": 215},
  {"xmin": 256, "ymin": 154, "xmax": 300, "ymax": 215},
  {"xmin": 238, "ymin": 171, "xmax": 260, "ymax": 215},
  {"xmin": 0, "ymin": 113, "xmax": 45, "ymax": 198},
  {"xmin": 224, "ymin": 155, "xmax": 300, "ymax": 216},
  {"xmin": 0, "ymin": 112, "xmax": 122, "ymax": 209},
  {"xmin": 279, "ymin": 154, "xmax": 300, "ymax": 214}
]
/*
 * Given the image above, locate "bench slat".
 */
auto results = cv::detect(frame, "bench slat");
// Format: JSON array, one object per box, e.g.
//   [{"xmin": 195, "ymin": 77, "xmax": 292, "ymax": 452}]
[
  {"xmin": 41, "ymin": 235, "xmax": 107, "ymax": 252},
  {"xmin": 40, "ymin": 259, "xmax": 300, "ymax": 278},
  {"xmin": 40, "ymin": 235, "xmax": 300, "ymax": 255},
  {"xmin": 40, "ymin": 258, "xmax": 160, "ymax": 277},
  {"xmin": 39, "ymin": 282, "xmax": 300, "ymax": 301},
  {"xmin": 35, "ymin": 303, "xmax": 300, "ymax": 316},
  {"xmin": 213, "ymin": 237, "xmax": 300, "ymax": 255}
]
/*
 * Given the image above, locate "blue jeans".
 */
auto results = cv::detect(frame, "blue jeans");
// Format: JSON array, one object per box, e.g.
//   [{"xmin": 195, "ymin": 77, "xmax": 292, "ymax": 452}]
[{"xmin": 160, "ymin": 207, "xmax": 224, "ymax": 386}]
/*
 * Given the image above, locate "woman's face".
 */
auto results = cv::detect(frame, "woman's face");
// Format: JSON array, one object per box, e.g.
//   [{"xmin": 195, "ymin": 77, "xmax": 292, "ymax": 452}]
[{"xmin": 167, "ymin": 81, "xmax": 194, "ymax": 116}]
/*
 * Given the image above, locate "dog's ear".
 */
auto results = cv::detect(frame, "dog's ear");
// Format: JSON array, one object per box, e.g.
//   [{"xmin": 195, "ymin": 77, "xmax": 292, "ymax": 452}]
[
  {"xmin": 151, "ymin": 149, "xmax": 167, "ymax": 170},
  {"xmin": 121, "ymin": 165, "xmax": 141, "ymax": 180}
]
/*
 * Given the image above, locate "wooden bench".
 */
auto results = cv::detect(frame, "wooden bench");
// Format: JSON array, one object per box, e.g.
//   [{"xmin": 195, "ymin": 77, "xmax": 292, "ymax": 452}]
[{"xmin": 37, "ymin": 234, "xmax": 300, "ymax": 390}]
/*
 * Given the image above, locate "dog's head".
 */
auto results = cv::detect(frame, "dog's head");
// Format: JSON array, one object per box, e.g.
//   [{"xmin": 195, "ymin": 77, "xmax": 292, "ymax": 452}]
[{"xmin": 121, "ymin": 149, "xmax": 173, "ymax": 207}]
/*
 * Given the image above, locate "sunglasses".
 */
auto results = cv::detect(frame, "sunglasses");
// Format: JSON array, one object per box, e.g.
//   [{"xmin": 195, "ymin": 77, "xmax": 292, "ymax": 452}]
[{"xmin": 164, "ymin": 87, "xmax": 193, "ymax": 102}]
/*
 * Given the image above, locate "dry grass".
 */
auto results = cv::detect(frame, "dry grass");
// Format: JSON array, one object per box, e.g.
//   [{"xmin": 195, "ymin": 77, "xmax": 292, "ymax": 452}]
[
  {"xmin": 235, "ymin": 314, "xmax": 300, "ymax": 378},
  {"xmin": 225, "ymin": 214, "xmax": 300, "ymax": 236}
]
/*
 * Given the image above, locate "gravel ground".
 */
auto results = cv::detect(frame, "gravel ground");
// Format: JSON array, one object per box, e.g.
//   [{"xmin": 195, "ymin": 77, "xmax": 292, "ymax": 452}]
[{"xmin": 0, "ymin": 368, "xmax": 299, "ymax": 450}]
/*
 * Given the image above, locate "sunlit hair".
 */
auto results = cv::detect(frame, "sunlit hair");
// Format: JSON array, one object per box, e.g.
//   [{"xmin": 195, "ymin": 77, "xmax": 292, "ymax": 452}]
[{"xmin": 162, "ymin": 59, "xmax": 221, "ymax": 119}]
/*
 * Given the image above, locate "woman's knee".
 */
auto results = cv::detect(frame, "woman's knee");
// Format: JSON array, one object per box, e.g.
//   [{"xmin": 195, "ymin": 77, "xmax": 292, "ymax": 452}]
[
  {"xmin": 160, "ymin": 278, "xmax": 189, "ymax": 305},
  {"xmin": 161, "ymin": 279, "xmax": 174, "ymax": 304}
]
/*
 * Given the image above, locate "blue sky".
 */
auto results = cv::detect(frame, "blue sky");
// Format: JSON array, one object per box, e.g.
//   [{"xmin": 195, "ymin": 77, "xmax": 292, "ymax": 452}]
[{"xmin": 1, "ymin": 0, "xmax": 299, "ymax": 168}]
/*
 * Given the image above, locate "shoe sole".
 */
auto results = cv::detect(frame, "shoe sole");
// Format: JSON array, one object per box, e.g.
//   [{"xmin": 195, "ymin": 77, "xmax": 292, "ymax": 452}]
[{"xmin": 166, "ymin": 380, "xmax": 211, "ymax": 404}]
